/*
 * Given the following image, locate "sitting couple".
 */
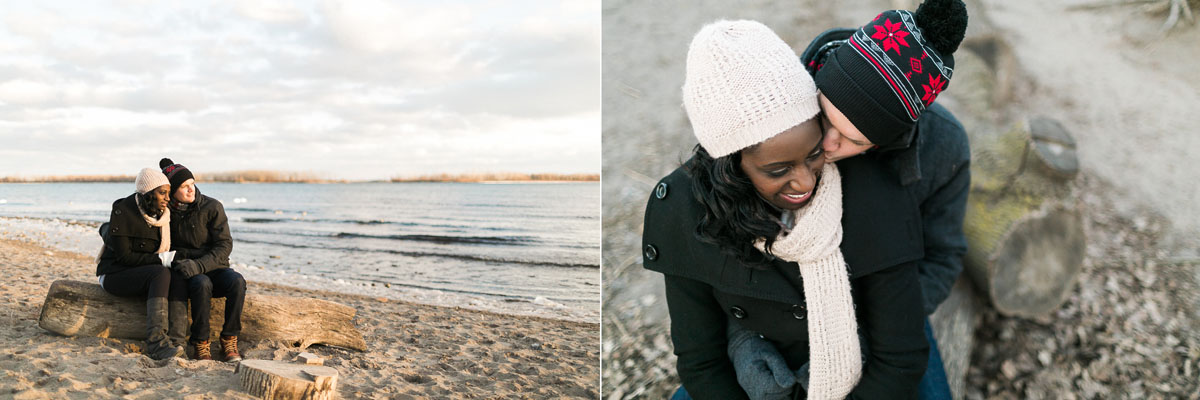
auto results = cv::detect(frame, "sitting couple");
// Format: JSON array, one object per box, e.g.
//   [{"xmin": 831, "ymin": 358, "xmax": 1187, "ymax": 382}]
[
  {"xmin": 95, "ymin": 158, "xmax": 245, "ymax": 361},
  {"xmin": 644, "ymin": 1, "xmax": 969, "ymax": 399}
]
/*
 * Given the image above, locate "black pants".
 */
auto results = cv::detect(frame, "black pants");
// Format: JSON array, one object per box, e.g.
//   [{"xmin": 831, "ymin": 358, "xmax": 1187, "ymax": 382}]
[
  {"xmin": 185, "ymin": 268, "xmax": 246, "ymax": 341},
  {"xmin": 102, "ymin": 264, "xmax": 187, "ymax": 301}
]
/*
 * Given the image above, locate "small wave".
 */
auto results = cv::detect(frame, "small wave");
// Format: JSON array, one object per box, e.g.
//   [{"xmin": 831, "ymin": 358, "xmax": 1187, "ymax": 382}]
[
  {"xmin": 228, "ymin": 207, "xmax": 274, "ymax": 212},
  {"xmin": 242, "ymin": 218, "xmax": 285, "ymax": 223},
  {"xmin": 236, "ymin": 238, "xmax": 598, "ymax": 269},
  {"xmin": 332, "ymin": 232, "xmax": 534, "ymax": 246}
]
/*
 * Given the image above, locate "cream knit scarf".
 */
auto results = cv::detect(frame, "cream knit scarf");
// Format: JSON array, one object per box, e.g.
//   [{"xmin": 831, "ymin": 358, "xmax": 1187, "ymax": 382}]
[
  {"xmin": 756, "ymin": 163, "xmax": 860, "ymax": 399},
  {"xmin": 95, "ymin": 195, "xmax": 171, "ymax": 265}
]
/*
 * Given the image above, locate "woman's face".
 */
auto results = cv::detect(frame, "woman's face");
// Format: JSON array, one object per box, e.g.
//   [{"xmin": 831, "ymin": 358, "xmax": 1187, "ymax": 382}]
[
  {"xmin": 173, "ymin": 178, "xmax": 196, "ymax": 203},
  {"xmin": 148, "ymin": 184, "xmax": 170, "ymax": 212},
  {"xmin": 739, "ymin": 118, "xmax": 826, "ymax": 211},
  {"xmin": 818, "ymin": 93, "xmax": 874, "ymax": 162}
]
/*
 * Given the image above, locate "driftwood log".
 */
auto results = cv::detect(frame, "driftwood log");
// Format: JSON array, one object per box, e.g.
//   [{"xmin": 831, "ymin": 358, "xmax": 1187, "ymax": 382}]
[
  {"xmin": 236, "ymin": 360, "xmax": 338, "ymax": 400},
  {"xmin": 920, "ymin": 31, "xmax": 1084, "ymax": 399},
  {"xmin": 38, "ymin": 279, "xmax": 366, "ymax": 351},
  {"xmin": 945, "ymin": 33, "xmax": 1087, "ymax": 319},
  {"xmin": 929, "ymin": 276, "xmax": 984, "ymax": 400}
]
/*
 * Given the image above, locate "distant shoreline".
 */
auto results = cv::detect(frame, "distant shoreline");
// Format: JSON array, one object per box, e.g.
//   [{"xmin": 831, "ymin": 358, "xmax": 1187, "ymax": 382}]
[{"xmin": 0, "ymin": 172, "xmax": 600, "ymax": 184}]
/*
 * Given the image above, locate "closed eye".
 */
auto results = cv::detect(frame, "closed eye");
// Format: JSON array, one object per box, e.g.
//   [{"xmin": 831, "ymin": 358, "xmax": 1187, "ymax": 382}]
[{"xmin": 806, "ymin": 146, "xmax": 824, "ymax": 161}]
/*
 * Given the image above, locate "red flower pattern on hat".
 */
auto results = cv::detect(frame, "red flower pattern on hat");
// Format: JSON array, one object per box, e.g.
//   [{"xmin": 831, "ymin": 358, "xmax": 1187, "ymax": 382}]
[
  {"xmin": 871, "ymin": 19, "xmax": 909, "ymax": 55},
  {"xmin": 922, "ymin": 73, "xmax": 946, "ymax": 105}
]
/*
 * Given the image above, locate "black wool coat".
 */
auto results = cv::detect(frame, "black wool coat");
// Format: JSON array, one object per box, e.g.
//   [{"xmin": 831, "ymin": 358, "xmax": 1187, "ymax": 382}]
[
  {"xmin": 643, "ymin": 152, "xmax": 930, "ymax": 400},
  {"xmin": 97, "ymin": 194, "xmax": 166, "ymax": 276},
  {"xmin": 169, "ymin": 193, "xmax": 233, "ymax": 275}
]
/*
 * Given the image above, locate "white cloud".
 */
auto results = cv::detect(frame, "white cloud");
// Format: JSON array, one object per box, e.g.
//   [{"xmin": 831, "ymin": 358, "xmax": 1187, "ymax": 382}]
[
  {"xmin": 0, "ymin": 0, "xmax": 598, "ymax": 179},
  {"xmin": 0, "ymin": 80, "xmax": 56, "ymax": 105}
]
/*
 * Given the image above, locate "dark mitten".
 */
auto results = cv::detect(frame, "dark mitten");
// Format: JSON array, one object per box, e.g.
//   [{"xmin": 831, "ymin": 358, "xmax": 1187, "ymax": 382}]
[
  {"xmin": 172, "ymin": 259, "xmax": 203, "ymax": 279},
  {"xmin": 727, "ymin": 320, "xmax": 796, "ymax": 400}
]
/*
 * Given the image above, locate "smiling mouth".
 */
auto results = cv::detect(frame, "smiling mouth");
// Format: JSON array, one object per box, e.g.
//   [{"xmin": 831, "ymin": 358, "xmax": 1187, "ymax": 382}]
[{"xmin": 780, "ymin": 191, "xmax": 812, "ymax": 204}]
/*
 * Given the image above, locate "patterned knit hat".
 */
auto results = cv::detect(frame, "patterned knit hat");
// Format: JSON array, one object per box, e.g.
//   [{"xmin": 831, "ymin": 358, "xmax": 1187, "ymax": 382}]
[
  {"xmin": 682, "ymin": 20, "xmax": 821, "ymax": 158},
  {"xmin": 159, "ymin": 158, "xmax": 195, "ymax": 195},
  {"xmin": 135, "ymin": 168, "xmax": 170, "ymax": 195},
  {"xmin": 802, "ymin": 0, "xmax": 968, "ymax": 148}
]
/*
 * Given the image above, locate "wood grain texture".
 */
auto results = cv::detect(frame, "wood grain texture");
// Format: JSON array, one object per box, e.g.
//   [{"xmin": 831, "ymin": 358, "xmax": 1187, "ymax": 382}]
[
  {"xmin": 38, "ymin": 280, "xmax": 366, "ymax": 351},
  {"xmin": 236, "ymin": 359, "xmax": 338, "ymax": 400}
]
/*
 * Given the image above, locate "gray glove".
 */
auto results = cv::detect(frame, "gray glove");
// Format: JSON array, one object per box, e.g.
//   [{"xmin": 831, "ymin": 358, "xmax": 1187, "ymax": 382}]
[
  {"xmin": 727, "ymin": 320, "xmax": 796, "ymax": 400},
  {"xmin": 172, "ymin": 259, "xmax": 203, "ymax": 279}
]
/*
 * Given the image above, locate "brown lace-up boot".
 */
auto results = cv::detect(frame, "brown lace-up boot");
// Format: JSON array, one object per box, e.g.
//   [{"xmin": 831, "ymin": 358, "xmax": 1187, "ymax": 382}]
[
  {"xmin": 220, "ymin": 335, "xmax": 242, "ymax": 362},
  {"xmin": 192, "ymin": 340, "xmax": 212, "ymax": 360}
]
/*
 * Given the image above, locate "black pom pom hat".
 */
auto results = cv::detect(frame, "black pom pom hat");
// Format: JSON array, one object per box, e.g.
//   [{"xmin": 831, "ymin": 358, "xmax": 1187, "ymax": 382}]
[
  {"xmin": 804, "ymin": 0, "xmax": 968, "ymax": 148},
  {"xmin": 159, "ymin": 158, "xmax": 195, "ymax": 196}
]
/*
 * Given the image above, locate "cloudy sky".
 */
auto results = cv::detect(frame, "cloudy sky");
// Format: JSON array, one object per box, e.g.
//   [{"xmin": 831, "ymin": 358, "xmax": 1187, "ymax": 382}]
[{"xmin": 0, "ymin": 0, "xmax": 599, "ymax": 181}]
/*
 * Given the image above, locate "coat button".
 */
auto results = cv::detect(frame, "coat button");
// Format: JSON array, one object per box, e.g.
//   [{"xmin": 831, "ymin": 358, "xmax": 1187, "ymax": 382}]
[
  {"xmin": 792, "ymin": 304, "xmax": 806, "ymax": 320},
  {"xmin": 114, "ymin": 209, "xmax": 121, "ymax": 215},
  {"xmin": 655, "ymin": 182, "xmax": 669, "ymax": 199},
  {"xmin": 730, "ymin": 306, "xmax": 747, "ymax": 319},
  {"xmin": 643, "ymin": 244, "xmax": 659, "ymax": 261}
]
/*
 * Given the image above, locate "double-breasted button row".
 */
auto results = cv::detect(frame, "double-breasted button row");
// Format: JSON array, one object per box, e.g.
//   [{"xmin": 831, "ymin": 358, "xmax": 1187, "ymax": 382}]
[{"xmin": 643, "ymin": 182, "xmax": 669, "ymax": 263}]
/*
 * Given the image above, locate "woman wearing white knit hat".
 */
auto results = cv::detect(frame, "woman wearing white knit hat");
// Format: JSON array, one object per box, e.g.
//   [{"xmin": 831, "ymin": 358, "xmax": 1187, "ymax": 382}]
[
  {"xmin": 642, "ymin": 19, "xmax": 928, "ymax": 400},
  {"xmin": 95, "ymin": 167, "xmax": 189, "ymax": 360}
]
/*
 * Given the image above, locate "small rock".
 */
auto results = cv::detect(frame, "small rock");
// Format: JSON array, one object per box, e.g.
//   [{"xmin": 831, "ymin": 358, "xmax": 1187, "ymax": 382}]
[
  {"xmin": 1001, "ymin": 360, "xmax": 1018, "ymax": 380},
  {"xmin": 297, "ymin": 352, "xmax": 324, "ymax": 365}
]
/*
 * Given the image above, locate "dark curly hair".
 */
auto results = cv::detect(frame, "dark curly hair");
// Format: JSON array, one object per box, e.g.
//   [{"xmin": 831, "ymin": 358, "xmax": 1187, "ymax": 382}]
[{"xmin": 683, "ymin": 144, "xmax": 784, "ymax": 268}]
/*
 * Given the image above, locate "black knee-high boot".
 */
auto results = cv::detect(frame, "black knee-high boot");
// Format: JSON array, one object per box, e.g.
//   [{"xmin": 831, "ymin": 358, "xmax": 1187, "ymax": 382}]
[
  {"xmin": 146, "ymin": 297, "xmax": 185, "ymax": 360},
  {"xmin": 167, "ymin": 300, "xmax": 190, "ymax": 348}
]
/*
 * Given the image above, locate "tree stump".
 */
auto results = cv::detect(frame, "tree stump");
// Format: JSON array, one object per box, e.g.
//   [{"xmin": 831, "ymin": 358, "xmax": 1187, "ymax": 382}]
[
  {"xmin": 38, "ymin": 280, "xmax": 366, "ymax": 351},
  {"xmin": 236, "ymin": 360, "xmax": 338, "ymax": 400},
  {"xmin": 962, "ymin": 115, "xmax": 1086, "ymax": 318}
]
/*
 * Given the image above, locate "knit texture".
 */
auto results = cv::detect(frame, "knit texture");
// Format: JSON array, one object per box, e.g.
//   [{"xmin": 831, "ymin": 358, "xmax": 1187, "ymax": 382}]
[
  {"xmin": 809, "ymin": 1, "xmax": 967, "ymax": 148},
  {"xmin": 160, "ymin": 158, "xmax": 195, "ymax": 196},
  {"xmin": 135, "ymin": 168, "xmax": 170, "ymax": 195},
  {"xmin": 756, "ymin": 164, "xmax": 860, "ymax": 399},
  {"xmin": 682, "ymin": 20, "xmax": 820, "ymax": 158}
]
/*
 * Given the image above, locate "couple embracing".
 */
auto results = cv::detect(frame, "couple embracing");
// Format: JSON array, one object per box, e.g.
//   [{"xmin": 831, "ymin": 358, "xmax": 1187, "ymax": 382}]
[
  {"xmin": 95, "ymin": 158, "xmax": 245, "ymax": 362},
  {"xmin": 644, "ymin": 0, "xmax": 970, "ymax": 399}
]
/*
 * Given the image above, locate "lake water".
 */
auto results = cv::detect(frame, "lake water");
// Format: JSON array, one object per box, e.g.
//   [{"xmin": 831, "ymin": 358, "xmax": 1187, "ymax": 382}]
[{"xmin": 0, "ymin": 182, "xmax": 600, "ymax": 322}]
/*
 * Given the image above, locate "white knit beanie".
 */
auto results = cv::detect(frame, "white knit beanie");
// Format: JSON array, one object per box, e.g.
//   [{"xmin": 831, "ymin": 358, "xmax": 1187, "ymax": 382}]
[
  {"xmin": 682, "ymin": 20, "xmax": 821, "ymax": 158},
  {"xmin": 135, "ymin": 167, "xmax": 170, "ymax": 195}
]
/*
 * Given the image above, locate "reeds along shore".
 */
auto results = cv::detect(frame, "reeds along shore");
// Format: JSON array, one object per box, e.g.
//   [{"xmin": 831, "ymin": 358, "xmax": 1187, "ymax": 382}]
[
  {"xmin": 390, "ymin": 172, "xmax": 600, "ymax": 183},
  {"xmin": 0, "ymin": 237, "xmax": 600, "ymax": 399}
]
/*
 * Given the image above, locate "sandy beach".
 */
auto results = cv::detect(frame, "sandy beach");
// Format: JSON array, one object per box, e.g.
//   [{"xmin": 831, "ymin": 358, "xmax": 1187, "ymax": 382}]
[{"xmin": 0, "ymin": 237, "xmax": 599, "ymax": 399}]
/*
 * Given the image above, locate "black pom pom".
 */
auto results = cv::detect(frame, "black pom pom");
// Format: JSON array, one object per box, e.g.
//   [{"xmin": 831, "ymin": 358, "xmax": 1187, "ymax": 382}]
[
  {"xmin": 914, "ymin": 0, "xmax": 968, "ymax": 55},
  {"xmin": 159, "ymin": 158, "xmax": 174, "ymax": 168}
]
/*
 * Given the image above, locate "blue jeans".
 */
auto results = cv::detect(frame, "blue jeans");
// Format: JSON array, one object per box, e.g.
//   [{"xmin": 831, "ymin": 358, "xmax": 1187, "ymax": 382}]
[
  {"xmin": 672, "ymin": 319, "xmax": 952, "ymax": 400},
  {"xmin": 670, "ymin": 386, "xmax": 692, "ymax": 400},
  {"xmin": 918, "ymin": 318, "xmax": 952, "ymax": 400}
]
